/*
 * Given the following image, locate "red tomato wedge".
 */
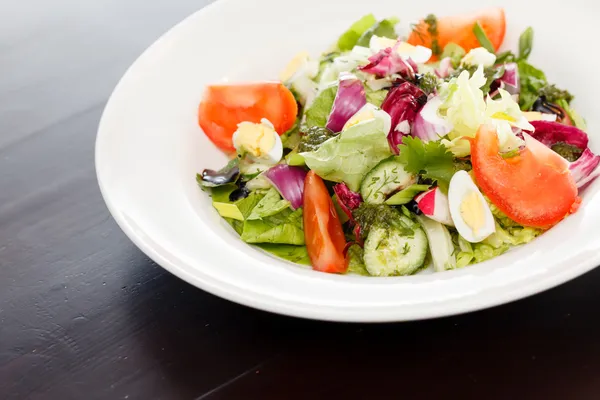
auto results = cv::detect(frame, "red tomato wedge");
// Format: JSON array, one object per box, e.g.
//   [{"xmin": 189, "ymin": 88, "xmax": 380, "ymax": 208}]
[
  {"xmin": 198, "ymin": 82, "xmax": 298, "ymax": 152},
  {"xmin": 408, "ymin": 7, "xmax": 506, "ymax": 62},
  {"xmin": 303, "ymin": 171, "xmax": 347, "ymax": 273},
  {"xmin": 471, "ymin": 124, "xmax": 579, "ymax": 228}
]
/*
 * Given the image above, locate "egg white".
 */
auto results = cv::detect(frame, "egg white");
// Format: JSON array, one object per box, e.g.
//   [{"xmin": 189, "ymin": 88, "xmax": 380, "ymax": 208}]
[
  {"xmin": 448, "ymin": 171, "xmax": 496, "ymax": 243},
  {"xmin": 232, "ymin": 119, "xmax": 283, "ymax": 165},
  {"xmin": 343, "ymin": 103, "xmax": 391, "ymax": 133}
]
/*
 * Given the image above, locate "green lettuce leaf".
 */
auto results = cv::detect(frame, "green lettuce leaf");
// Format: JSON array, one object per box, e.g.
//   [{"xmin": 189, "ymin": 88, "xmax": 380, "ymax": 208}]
[
  {"xmin": 517, "ymin": 60, "xmax": 547, "ymax": 110},
  {"xmin": 472, "ymin": 243, "xmax": 510, "ymax": 263},
  {"xmin": 453, "ymin": 234, "xmax": 509, "ymax": 267},
  {"xmin": 454, "ymin": 203, "xmax": 542, "ymax": 267},
  {"xmin": 301, "ymin": 118, "xmax": 392, "ymax": 191},
  {"xmin": 347, "ymin": 244, "xmax": 370, "ymax": 276},
  {"xmin": 337, "ymin": 14, "xmax": 377, "ymax": 51},
  {"xmin": 223, "ymin": 192, "xmax": 265, "ymax": 234},
  {"xmin": 241, "ymin": 208, "xmax": 305, "ymax": 245},
  {"xmin": 304, "ymin": 86, "xmax": 338, "ymax": 128},
  {"xmin": 209, "ymin": 183, "xmax": 238, "ymax": 203},
  {"xmin": 281, "ymin": 117, "xmax": 302, "ymax": 150},
  {"xmin": 356, "ymin": 17, "xmax": 399, "ymax": 48},
  {"xmin": 365, "ymin": 88, "xmax": 389, "ymax": 107},
  {"xmin": 236, "ymin": 192, "xmax": 265, "ymax": 218},
  {"xmin": 247, "ymin": 188, "xmax": 290, "ymax": 220},
  {"xmin": 255, "ymin": 244, "xmax": 311, "ymax": 265}
]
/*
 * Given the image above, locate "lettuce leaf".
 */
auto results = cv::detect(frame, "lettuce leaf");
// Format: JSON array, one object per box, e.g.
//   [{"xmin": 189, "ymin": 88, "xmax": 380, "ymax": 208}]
[
  {"xmin": 454, "ymin": 203, "xmax": 542, "ymax": 268},
  {"xmin": 255, "ymin": 244, "xmax": 311, "ymax": 265},
  {"xmin": 356, "ymin": 18, "xmax": 399, "ymax": 48},
  {"xmin": 304, "ymin": 86, "xmax": 338, "ymax": 128},
  {"xmin": 209, "ymin": 183, "xmax": 238, "ymax": 203},
  {"xmin": 247, "ymin": 188, "xmax": 290, "ymax": 220},
  {"xmin": 365, "ymin": 88, "xmax": 389, "ymax": 107},
  {"xmin": 346, "ymin": 244, "xmax": 369, "ymax": 276},
  {"xmin": 439, "ymin": 66, "xmax": 530, "ymax": 154},
  {"xmin": 337, "ymin": 14, "xmax": 377, "ymax": 51},
  {"xmin": 241, "ymin": 208, "xmax": 305, "ymax": 245},
  {"xmin": 301, "ymin": 118, "xmax": 392, "ymax": 191}
]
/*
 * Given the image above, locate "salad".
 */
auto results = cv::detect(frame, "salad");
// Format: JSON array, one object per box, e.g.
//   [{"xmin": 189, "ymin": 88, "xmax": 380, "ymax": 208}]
[{"xmin": 196, "ymin": 7, "xmax": 599, "ymax": 276}]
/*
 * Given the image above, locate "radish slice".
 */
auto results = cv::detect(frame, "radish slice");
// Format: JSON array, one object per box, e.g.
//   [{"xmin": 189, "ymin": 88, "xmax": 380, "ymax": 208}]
[{"xmin": 415, "ymin": 187, "xmax": 454, "ymax": 226}]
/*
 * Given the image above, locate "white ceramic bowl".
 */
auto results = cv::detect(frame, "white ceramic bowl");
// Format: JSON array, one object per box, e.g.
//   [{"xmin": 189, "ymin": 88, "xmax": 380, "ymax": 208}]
[{"xmin": 96, "ymin": 0, "xmax": 600, "ymax": 322}]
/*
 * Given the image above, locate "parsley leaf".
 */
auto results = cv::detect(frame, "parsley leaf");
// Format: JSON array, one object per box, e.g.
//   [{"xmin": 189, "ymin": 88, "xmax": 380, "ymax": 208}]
[{"xmin": 397, "ymin": 136, "xmax": 457, "ymax": 192}]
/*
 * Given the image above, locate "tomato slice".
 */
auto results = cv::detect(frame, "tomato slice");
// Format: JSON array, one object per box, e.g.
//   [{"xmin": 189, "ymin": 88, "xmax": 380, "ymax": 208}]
[
  {"xmin": 408, "ymin": 7, "xmax": 506, "ymax": 62},
  {"xmin": 303, "ymin": 171, "xmax": 347, "ymax": 273},
  {"xmin": 471, "ymin": 124, "xmax": 579, "ymax": 228},
  {"xmin": 198, "ymin": 82, "xmax": 298, "ymax": 152}
]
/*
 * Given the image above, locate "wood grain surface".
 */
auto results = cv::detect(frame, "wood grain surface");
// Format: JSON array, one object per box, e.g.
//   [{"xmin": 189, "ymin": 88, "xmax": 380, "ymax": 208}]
[{"xmin": 1, "ymin": 1, "xmax": 600, "ymax": 399}]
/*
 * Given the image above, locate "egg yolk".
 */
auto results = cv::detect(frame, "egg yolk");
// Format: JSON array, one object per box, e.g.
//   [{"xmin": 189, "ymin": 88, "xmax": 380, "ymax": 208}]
[
  {"xmin": 460, "ymin": 191, "xmax": 485, "ymax": 234},
  {"xmin": 234, "ymin": 122, "xmax": 275, "ymax": 157}
]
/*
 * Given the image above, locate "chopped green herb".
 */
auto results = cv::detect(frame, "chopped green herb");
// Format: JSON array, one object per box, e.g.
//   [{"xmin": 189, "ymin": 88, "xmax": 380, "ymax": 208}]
[
  {"xmin": 353, "ymin": 203, "xmax": 413, "ymax": 239},
  {"xmin": 472, "ymin": 21, "xmax": 495, "ymax": 53},
  {"xmin": 424, "ymin": 14, "xmax": 441, "ymax": 56},
  {"xmin": 539, "ymin": 84, "xmax": 574, "ymax": 104},
  {"xmin": 551, "ymin": 142, "xmax": 583, "ymax": 162},
  {"xmin": 297, "ymin": 126, "xmax": 336, "ymax": 152},
  {"xmin": 417, "ymin": 72, "xmax": 440, "ymax": 95},
  {"xmin": 400, "ymin": 242, "xmax": 411, "ymax": 255}
]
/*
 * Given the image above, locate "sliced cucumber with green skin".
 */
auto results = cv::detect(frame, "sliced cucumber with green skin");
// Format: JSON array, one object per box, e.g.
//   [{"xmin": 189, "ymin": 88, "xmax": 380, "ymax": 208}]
[
  {"xmin": 363, "ymin": 216, "xmax": 428, "ymax": 276},
  {"xmin": 360, "ymin": 156, "xmax": 416, "ymax": 204}
]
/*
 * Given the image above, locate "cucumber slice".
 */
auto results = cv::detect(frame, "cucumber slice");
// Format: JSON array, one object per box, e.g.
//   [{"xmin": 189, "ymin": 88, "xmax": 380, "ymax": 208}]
[
  {"xmin": 363, "ymin": 216, "xmax": 428, "ymax": 276},
  {"xmin": 416, "ymin": 215, "xmax": 456, "ymax": 272},
  {"xmin": 360, "ymin": 156, "xmax": 415, "ymax": 204}
]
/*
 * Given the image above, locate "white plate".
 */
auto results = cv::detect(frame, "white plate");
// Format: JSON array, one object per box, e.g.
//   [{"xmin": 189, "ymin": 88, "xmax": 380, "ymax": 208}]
[{"xmin": 96, "ymin": 0, "xmax": 600, "ymax": 322}]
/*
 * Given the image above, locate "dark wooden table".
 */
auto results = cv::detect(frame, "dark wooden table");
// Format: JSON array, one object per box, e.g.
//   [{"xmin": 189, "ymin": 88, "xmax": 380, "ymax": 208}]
[{"xmin": 2, "ymin": 1, "xmax": 600, "ymax": 399}]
